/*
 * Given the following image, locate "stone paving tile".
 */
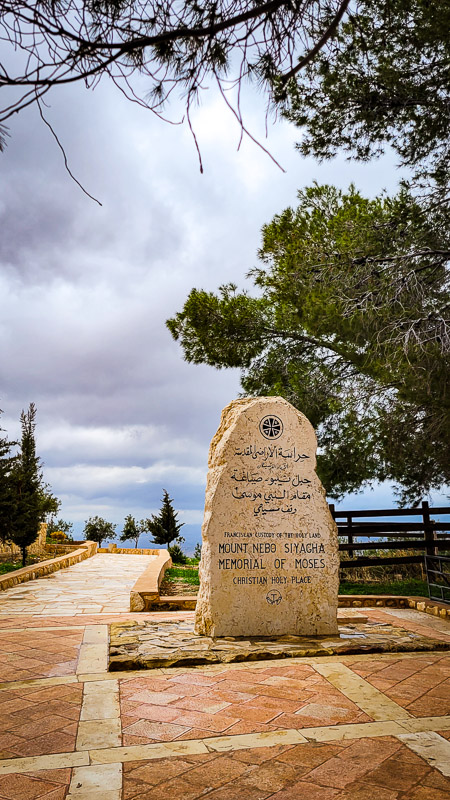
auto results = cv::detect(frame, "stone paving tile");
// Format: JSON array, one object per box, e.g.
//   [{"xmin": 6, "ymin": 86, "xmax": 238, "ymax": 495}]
[
  {"xmin": 0, "ymin": 768, "xmax": 71, "ymax": 800},
  {"xmin": 346, "ymin": 653, "xmax": 450, "ymax": 717},
  {"xmin": 0, "ymin": 630, "xmax": 83, "ymax": 682},
  {"xmin": 122, "ymin": 736, "xmax": 450, "ymax": 799},
  {"xmin": 370, "ymin": 607, "xmax": 450, "ymax": 633},
  {"xmin": 0, "ymin": 683, "xmax": 83, "ymax": 759},
  {"xmin": 119, "ymin": 663, "xmax": 372, "ymax": 746}
]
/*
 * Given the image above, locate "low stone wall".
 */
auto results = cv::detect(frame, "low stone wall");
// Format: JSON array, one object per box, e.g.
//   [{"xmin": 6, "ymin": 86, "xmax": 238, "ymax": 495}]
[
  {"xmin": 407, "ymin": 596, "xmax": 450, "ymax": 618},
  {"xmin": 129, "ymin": 550, "xmax": 172, "ymax": 611},
  {"xmin": 339, "ymin": 594, "xmax": 450, "ymax": 618},
  {"xmin": 44, "ymin": 543, "xmax": 84, "ymax": 557},
  {"xmin": 98, "ymin": 545, "xmax": 162, "ymax": 555},
  {"xmin": 0, "ymin": 523, "xmax": 47, "ymax": 561},
  {"xmin": 339, "ymin": 595, "xmax": 411, "ymax": 608},
  {"xmin": 0, "ymin": 541, "xmax": 98, "ymax": 591}
]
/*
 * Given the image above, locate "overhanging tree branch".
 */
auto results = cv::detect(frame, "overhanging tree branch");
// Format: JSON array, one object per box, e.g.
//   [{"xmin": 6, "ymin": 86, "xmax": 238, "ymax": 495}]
[
  {"xmin": 279, "ymin": 0, "xmax": 350, "ymax": 84},
  {"xmin": 0, "ymin": 1, "xmax": 351, "ymax": 140}
]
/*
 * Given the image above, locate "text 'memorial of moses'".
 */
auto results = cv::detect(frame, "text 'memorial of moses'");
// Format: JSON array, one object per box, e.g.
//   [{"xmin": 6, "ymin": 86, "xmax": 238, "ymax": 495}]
[{"xmin": 195, "ymin": 397, "xmax": 339, "ymax": 637}]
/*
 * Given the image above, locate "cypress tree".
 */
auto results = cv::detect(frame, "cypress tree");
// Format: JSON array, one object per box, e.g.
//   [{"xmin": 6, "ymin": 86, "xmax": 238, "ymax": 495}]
[
  {"xmin": 0, "ymin": 414, "xmax": 15, "ymax": 546},
  {"xmin": 9, "ymin": 404, "xmax": 42, "ymax": 566},
  {"xmin": 145, "ymin": 490, "xmax": 184, "ymax": 547}
]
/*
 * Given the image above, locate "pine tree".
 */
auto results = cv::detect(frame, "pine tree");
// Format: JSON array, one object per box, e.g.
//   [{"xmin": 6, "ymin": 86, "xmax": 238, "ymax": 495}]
[
  {"xmin": 9, "ymin": 404, "xmax": 42, "ymax": 566},
  {"xmin": 168, "ymin": 183, "xmax": 450, "ymax": 503},
  {"xmin": 145, "ymin": 490, "xmax": 184, "ymax": 547},
  {"xmin": 0, "ymin": 413, "xmax": 15, "ymax": 545}
]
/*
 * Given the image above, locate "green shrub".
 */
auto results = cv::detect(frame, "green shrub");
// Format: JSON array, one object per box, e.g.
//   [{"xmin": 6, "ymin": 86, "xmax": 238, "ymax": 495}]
[
  {"xmin": 168, "ymin": 543, "xmax": 187, "ymax": 564},
  {"xmin": 0, "ymin": 562, "xmax": 20, "ymax": 574}
]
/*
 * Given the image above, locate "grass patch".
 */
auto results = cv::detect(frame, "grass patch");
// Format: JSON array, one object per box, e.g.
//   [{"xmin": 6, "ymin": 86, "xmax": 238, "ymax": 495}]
[
  {"xmin": 0, "ymin": 562, "xmax": 21, "ymax": 574},
  {"xmin": 0, "ymin": 554, "xmax": 55, "ymax": 574},
  {"xmin": 165, "ymin": 567, "xmax": 200, "ymax": 586},
  {"xmin": 163, "ymin": 570, "xmax": 429, "ymax": 597},
  {"xmin": 339, "ymin": 578, "xmax": 428, "ymax": 596}
]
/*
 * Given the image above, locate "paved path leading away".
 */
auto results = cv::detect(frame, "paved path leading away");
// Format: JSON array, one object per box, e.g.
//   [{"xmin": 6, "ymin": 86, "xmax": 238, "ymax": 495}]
[{"xmin": 0, "ymin": 554, "xmax": 154, "ymax": 615}]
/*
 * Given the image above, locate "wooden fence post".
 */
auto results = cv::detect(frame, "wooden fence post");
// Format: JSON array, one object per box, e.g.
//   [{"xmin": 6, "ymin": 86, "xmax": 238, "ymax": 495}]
[
  {"xmin": 422, "ymin": 500, "xmax": 438, "ymax": 556},
  {"xmin": 347, "ymin": 513, "xmax": 354, "ymax": 558}
]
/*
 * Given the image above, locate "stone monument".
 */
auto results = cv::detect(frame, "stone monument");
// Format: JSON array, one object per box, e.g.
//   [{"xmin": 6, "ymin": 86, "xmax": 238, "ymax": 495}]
[{"xmin": 195, "ymin": 397, "xmax": 339, "ymax": 637}]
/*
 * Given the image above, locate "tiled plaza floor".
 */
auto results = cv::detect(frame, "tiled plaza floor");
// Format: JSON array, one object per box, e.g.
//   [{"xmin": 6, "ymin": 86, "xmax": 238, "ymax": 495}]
[
  {"xmin": 347, "ymin": 653, "xmax": 450, "ymax": 717},
  {"xmin": 0, "ymin": 558, "xmax": 449, "ymax": 799},
  {"xmin": 121, "ymin": 736, "xmax": 450, "ymax": 800},
  {"xmin": 0, "ymin": 628, "xmax": 83, "ymax": 682},
  {"xmin": 0, "ymin": 682, "xmax": 83, "ymax": 759},
  {"xmin": 119, "ymin": 663, "xmax": 372, "ymax": 745}
]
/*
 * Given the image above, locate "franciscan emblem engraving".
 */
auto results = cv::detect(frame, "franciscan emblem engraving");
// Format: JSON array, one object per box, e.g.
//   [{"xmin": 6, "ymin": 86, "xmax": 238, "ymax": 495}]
[
  {"xmin": 266, "ymin": 589, "xmax": 282, "ymax": 605},
  {"xmin": 259, "ymin": 415, "xmax": 283, "ymax": 440}
]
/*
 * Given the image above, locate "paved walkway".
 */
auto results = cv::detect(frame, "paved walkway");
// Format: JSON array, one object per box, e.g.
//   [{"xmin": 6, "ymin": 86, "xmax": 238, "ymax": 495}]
[
  {"xmin": 0, "ymin": 554, "xmax": 155, "ymax": 615},
  {"xmin": 0, "ymin": 556, "xmax": 449, "ymax": 799}
]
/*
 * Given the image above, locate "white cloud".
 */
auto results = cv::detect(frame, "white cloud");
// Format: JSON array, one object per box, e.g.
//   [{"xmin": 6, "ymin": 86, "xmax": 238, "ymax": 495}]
[
  {"xmin": 38, "ymin": 423, "xmax": 204, "ymax": 464},
  {"xmin": 45, "ymin": 462, "xmax": 205, "ymax": 493}
]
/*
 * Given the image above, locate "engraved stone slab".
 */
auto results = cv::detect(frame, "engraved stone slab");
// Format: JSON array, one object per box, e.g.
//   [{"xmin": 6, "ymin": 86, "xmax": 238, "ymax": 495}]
[{"xmin": 195, "ymin": 397, "xmax": 339, "ymax": 637}]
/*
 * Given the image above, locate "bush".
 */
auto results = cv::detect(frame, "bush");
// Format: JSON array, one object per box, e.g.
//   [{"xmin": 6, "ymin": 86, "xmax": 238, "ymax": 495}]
[
  {"xmin": 47, "ymin": 518, "xmax": 74, "ymax": 540},
  {"xmin": 168, "ymin": 543, "xmax": 187, "ymax": 564},
  {"xmin": 49, "ymin": 531, "xmax": 68, "ymax": 543}
]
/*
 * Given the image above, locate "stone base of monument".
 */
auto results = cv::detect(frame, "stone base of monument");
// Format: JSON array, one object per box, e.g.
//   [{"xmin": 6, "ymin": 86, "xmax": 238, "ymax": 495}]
[{"xmin": 108, "ymin": 616, "xmax": 449, "ymax": 672}]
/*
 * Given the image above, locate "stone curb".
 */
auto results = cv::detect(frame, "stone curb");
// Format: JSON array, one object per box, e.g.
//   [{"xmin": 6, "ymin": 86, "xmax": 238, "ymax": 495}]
[
  {"xmin": 129, "ymin": 550, "xmax": 172, "ymax": 611},
  {"xmin": 339, "ymin": 594, "xmax": 450, "ymax": 619}
]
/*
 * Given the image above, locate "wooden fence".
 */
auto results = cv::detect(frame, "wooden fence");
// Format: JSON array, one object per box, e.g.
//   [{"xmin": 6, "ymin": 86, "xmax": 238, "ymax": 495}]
[{"xmin": 329, "ymin": 502, "xmax": 450, "ymax": 569}]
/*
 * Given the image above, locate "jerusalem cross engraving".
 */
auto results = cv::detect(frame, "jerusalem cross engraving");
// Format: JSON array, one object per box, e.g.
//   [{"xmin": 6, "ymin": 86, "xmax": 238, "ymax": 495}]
[{"xmin": 195, "ymin": 397, "xmax": 339, "ymax": 637}]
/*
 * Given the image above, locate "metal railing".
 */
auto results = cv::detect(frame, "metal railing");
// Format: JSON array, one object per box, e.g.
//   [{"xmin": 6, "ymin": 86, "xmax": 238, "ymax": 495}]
[{"xmin": 425, "ymin": 554, "xmax": 450, "ymax": 604}]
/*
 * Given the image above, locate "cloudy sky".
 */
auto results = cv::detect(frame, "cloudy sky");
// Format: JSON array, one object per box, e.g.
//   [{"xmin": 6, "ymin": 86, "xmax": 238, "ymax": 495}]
[{"xmin": 1, "ymin": 74, "xmax": 447, "ymax": 551}]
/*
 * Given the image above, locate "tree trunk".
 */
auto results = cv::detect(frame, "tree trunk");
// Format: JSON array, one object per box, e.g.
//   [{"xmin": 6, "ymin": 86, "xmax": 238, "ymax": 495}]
[{"xmin": 22, "ymin": 545, "xmax": 27, "ymax": 567}]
